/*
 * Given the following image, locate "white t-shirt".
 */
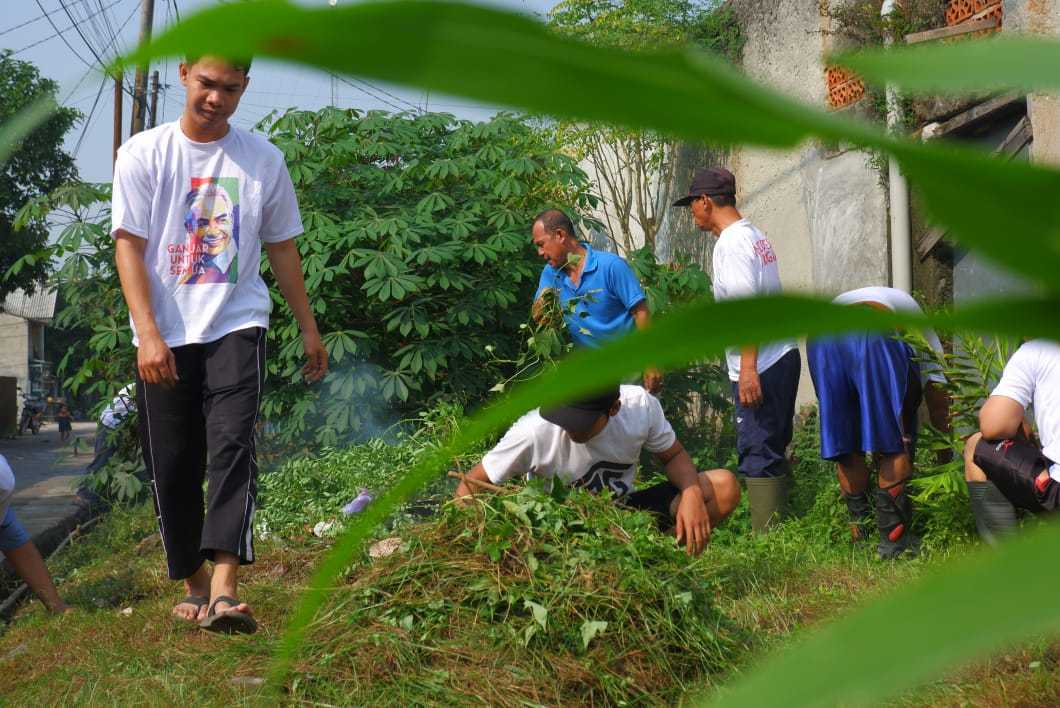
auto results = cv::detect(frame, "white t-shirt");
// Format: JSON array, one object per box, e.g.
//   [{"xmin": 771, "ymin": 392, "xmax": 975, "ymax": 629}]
[
  {"xmin": 0, "ymin": 454, "xmax": 14, "ymax": 520},
  {"xmin": 100, "ymin": 386, "xmax": 136, "ymax": 430},
  {"xmin": 991, "ymin": 339, "xmax": 1060, "ymax": 467},
  {"xmin": 832, "ymin": 286, "xmax": 946, "ymax": 384},
  {"xmin": 711, "ymin": 219, "xmax": 798, "ymax": 381},
  {"xmin": 111, "ymin": 121, "xmax": 303, "ymax": 347},
  {"xmin": 481, "ymin": 385, "xmax": 677, "ymax": 498}
]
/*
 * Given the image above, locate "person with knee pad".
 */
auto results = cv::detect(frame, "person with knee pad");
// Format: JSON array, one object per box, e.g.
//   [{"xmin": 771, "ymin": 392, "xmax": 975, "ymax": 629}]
[
  {"xmin": 807, "ymin": 287, "xmax": 950, "ymax": 559},
  {"xmin": 965, "ymin": 339, "xmax": 1060, "ymax": 540}
]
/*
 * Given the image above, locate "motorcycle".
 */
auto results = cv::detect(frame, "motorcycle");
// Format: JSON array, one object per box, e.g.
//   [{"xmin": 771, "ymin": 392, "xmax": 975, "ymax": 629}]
[{"xmin": 19, "ymin": 395, "xmax": 45, "ymax": 436}]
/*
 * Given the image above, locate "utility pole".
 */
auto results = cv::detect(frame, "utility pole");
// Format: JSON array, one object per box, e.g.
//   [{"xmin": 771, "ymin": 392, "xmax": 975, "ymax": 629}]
[
  {"xmin": 130, "ymin": 0, "xmax": 156, "ymax": 136},
  {"xmin": 148, "ymin": 71, "xmax": 160, "ymax": 129},
  {"xmin": 112, "ymin": 73, "xmax": 123, "ymax": 169}
]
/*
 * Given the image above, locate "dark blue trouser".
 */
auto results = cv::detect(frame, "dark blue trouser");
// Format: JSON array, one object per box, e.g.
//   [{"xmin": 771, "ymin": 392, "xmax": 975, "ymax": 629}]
[{"xmin": 732, "ymin": 348, "xmax": 801, "ymax": 478}]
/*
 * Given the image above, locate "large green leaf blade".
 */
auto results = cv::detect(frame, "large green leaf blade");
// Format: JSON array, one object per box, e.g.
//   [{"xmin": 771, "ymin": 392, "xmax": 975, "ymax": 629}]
[
  {"xmin": 704, "ymin": 520, "xmax": 1060, "ymax": 707},
  {"xmin": 835, "ymin": 36, "xmax": 1060, "ymax": 94},
  {"xmin": 115, "ymin": 0, "xmax": 1060, "ymax": 287},
  {"xmin": 0, "ymin": 96, "xmax": 56, "ymax": 167},
  {"xmin": 269, "ymin": 294, "xmax": 1060, "ymax": 687}
]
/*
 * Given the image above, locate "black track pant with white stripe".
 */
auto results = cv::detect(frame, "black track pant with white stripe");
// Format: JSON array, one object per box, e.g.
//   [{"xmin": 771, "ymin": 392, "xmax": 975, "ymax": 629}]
[{"xmin": 135, "ymin": 327, "xmax": 265, "ymax": 580}]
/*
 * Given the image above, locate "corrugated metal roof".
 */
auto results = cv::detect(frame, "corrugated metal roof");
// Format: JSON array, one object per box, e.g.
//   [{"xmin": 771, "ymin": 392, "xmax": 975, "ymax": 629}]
[{"xmin": 2, "ymin": 288, "xmax": 57, "ymax": 322}]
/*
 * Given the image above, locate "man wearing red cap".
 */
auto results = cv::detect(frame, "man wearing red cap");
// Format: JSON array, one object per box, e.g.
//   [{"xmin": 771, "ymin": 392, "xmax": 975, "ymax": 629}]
[{"xmin": 673, "ymin": 168, "xmax": 800, "ymax": 533}]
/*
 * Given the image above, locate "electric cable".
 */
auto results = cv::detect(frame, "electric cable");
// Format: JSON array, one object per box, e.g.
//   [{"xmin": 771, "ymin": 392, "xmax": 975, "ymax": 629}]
[
  {"xmin": 12, "ymin": 0, "xmax": 123, "ymax": 57},
  {"xmin": 32, "ymin": 0, "xmax": 94, "ymax": 69}
]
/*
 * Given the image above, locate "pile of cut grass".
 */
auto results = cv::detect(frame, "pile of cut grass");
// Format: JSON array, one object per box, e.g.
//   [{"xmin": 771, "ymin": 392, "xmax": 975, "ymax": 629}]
[{"xmin": 290, "ymin": 484, "xmax": 744, "ymax": 706}]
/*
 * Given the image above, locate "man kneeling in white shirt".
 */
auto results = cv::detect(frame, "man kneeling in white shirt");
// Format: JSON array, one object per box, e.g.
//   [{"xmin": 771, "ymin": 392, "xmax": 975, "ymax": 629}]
[
  {"xmin": 964, "ymin": 339, "xmax": 1060, "ymax": 544},
  {"xmin": 454, "ymin": 385, "xmax": 740, "ymax": 555}
]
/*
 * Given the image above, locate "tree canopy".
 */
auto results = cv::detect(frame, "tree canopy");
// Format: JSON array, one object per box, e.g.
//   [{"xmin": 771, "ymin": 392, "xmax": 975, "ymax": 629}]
[{"xmin": 0, "ymin": 51, "xmax": 79, "ymax": 302}]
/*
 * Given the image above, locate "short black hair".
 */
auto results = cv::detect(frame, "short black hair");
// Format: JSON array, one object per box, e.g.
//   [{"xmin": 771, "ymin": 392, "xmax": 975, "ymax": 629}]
[
  {"xmin": 184, "ymin": 54, "xmax": 253, "ymax": 76},
  {"xmin": 707, "ymin": 193, "xmax": 735, "ymax": 208},
  {"xmin": 534, "ymin": 208, "xmax": 577, "ymax": 240}
]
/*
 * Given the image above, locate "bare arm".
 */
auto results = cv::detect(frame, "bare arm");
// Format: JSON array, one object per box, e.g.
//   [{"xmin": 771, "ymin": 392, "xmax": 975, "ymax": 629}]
[
  {"xmin": 264, "ymin": 239, "xmax": 327, "ymax": 383},
  {"xmin": 738, "ymin": 346, "xmax": 761, "ymax": 407},
  {"xmin": 924, "ymin": 383, "xmax": 950, "ymax": 433},
  {"xmin": 979, "ymin": 395, "xmax": 1026, "ymax": 440},
  {"xmin": 454, "ymin": 462, "xmax": 495, "ymax": 499},
  {"xmin": 631, "ymin": 301, "xmax": 662, "ymax": 392},
  {"xmin": 114, "ymin": 231, "xmax": 177, "ymax": 386},
  {"xmin": 656, "ymin": 440, "xmax": 710, "ymax": 555}
]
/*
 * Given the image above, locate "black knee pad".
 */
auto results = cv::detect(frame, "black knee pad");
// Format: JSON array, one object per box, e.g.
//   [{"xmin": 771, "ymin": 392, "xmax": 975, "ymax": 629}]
[
  {"xmin": 842, "ymin": 491, "xmax": 871, "ymax": 521},
  {"xmin": 875, "ymin": 483, "xmax": 912, "ymax": 543},
  {"xmin": 973, "ymin": 438, "xmax": 1056, "ymax": 512}
]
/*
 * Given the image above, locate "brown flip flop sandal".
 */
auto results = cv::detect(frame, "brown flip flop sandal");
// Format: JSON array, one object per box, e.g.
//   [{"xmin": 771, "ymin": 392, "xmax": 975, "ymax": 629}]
[{"xmin": 199, "ymin": 595, "xmax": 258, "ymax": 635}]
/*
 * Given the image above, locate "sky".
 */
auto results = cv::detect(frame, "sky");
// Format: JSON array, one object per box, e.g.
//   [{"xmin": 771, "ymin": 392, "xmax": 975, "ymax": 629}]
[{"xmin": 3, "ymin": 0, "xmax": 557, "ymax": 183}]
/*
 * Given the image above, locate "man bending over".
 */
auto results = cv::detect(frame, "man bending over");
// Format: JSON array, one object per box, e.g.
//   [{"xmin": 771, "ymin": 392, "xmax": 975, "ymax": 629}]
[{"xmin": 454, "ymin": 385, "xmax": 740, "ymax": 555}]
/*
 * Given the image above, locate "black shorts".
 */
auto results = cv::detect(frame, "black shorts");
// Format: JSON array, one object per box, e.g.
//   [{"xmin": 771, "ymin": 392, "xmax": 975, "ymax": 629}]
[
  {"xmin": 973, "ymin": 437, "xmax": 1059, "ymax": 512},
  {"xmin": 622, "ymin": 481, "xmax": 680, "ymax": 526},
  {"xmin": 732, "ymin": 348, "xmax": 801, "ymax": 478}
]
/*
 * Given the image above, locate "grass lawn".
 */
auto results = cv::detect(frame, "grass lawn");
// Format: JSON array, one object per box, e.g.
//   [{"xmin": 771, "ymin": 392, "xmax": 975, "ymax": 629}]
[{"xmin": 2, "ymin": 480, "xmax": 1058, "ymax": 706}]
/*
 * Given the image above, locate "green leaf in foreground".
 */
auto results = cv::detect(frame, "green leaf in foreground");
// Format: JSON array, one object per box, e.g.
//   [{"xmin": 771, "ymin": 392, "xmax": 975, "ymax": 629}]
[
  {"xmin": 116, "ymin": 1, "xmax": 1060, "ymax": 288},
  {"xmin": 268, "ymin": 294, "xmax": 1060, "ymax": 688},
  {"xmin": 703, "ymin": 519, "xmax": 1060, "ymax": 707},
  {"xmin": 0, "ymin": 96, "xmax": 56, "ymax": 167},
  {"xmin": 834, "ymin": 36, "xmax": 1060, "ymax": 95}
]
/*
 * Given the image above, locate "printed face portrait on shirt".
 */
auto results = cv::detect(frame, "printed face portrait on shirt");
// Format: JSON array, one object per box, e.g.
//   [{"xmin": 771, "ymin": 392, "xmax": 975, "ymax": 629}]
[{"xmin": 177, "ymin": 177, "xmax": 240, "ymax": 285}]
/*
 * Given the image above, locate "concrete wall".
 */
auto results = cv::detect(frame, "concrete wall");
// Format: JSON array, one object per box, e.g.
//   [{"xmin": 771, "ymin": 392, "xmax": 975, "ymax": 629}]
[
  {"xmin": 1004, "ymin": 0, "xmax": 1060, "ymax": 167},
  {"xmin": 0, "ymin": 313, "xmax": 30, "ymax": 418},
  {"xmin": 713, "ymin": 0, "xmax": 892, "ymax": 404}
]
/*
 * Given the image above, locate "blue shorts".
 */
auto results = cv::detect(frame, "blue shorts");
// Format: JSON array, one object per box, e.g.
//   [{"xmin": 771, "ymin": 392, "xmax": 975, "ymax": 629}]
[
  {"xmin": 0, "ymin": 507, "xmax": 30, "ymax": 552},
  {"xmin": 733, "ymin": 348, "xmax": 801, "ymax": 478},
  {"xmin": 808, "ymin": 333, "xmax": 921, "ymax": 461}
]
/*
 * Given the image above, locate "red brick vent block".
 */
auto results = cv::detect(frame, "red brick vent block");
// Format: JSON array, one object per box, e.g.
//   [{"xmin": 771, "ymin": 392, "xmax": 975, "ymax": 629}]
[
  {"xmin": 825, "ymin": 65, "xmax": 865, "ymax": 110},
  {"xmin": 945, "ymin": 0, "xmax": 975, "ymax": 26},
  {"xmin": 946, "ymin": 0, "xmax": 1002, "ymax": 34}
]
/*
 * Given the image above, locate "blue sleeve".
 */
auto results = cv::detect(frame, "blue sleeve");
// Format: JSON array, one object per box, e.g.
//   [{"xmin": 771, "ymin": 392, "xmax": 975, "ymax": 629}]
[
  {"xmin": 606, "ymin": 256, "xmax": 646, "ymax": 311},
  {"xmin": 535, "ymin": 265, "xmax": 556, "ymax": 299}
]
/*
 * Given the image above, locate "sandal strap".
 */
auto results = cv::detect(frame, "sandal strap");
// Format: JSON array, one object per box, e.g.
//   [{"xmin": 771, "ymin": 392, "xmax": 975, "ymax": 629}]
[
  {"xmin": 179, "ymin": 595, "xmax": 209, "ymax": 608},
  {"xmin": 208, "ymin": 595, "xmax": 243, "ymax": 616}
]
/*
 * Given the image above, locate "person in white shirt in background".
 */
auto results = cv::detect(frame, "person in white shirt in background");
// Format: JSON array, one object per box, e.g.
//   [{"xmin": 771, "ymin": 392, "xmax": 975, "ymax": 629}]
[
  {"xmin": 964, "ymin": 339, "xmax": 1060, "ymax": 543},
  {"xmin": 672, "ymin": 167, "xmax": 801, "ymax": 533},
  {"xmin": 454, "ymin": 385, "xmax": 740, "ymax": 555},
  {"xmin": 807, "ymin": 287, "xmax": 950, "ymax": 559},
  {"xmin": 112, "ymin": 55, "xmax": 327, "ymax": 634}
]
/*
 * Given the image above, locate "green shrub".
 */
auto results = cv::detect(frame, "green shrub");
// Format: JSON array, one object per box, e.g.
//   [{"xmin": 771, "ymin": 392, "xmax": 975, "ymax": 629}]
[{"xmin": 260, "ymin": 109, "xmax": 598, "ymax": 450}]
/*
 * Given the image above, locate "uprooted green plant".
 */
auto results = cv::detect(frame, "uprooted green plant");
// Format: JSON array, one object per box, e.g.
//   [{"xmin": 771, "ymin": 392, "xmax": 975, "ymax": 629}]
[
  {"xmin": 291, "ymin": 483, "xmax": 741, "ymax": 706},
  {"xmin": 902, "ymin": 331, "xmax": 1020, "ymax": 543}
]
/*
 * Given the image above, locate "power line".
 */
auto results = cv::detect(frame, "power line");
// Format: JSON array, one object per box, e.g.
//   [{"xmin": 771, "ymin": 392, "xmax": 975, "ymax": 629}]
[
  {"xmin": 74, "ymin": 71, "xmax": 110, "ymax": 156},
  {"xmin": 12, "ymin": 0, "xmax": 123, "ymax": 57},
  {"xmin": 58, "ymin": 0, "xmax": 116, "ymax": 69},
  {"xmin": 0, "ymin": 7, "xmax": 50, "ymax": 38},
  {"xmin": 332, "ymin": 73, "xmax": 419, "ymax": 113},
  {"xmin": 33, "ymin": 0, "xmax": 94, "ymax": 68}
]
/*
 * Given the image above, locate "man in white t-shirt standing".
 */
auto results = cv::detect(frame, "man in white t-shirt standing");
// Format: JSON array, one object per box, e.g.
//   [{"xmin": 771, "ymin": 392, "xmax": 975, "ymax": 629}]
[
  {"xmin": 807, "ymin": 287, "xmax": 950, "ymax": 558},
  {"xmin": 964, "ymin": 340, "xmax": 1060, "ymax": 541},
  {"xmin": 454, "ymin": 385, "xmax": 740, "ymax": 555},
  {"xmin": 672, "ymin": 168, "xmax": 800, "ymax": 533},
  {"xmin": 112, "ymin": 55, "xmax": 327, "ymax": 633}
]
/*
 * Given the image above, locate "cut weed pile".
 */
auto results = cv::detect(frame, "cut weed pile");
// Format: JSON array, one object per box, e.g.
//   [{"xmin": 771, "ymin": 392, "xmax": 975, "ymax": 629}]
[{"xmin": 293, "ymin": 484, "xmax": 741, "ymax": 706}]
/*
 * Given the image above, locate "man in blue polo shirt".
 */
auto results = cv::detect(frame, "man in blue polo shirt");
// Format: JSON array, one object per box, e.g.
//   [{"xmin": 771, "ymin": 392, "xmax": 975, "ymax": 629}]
[{"xmin": 531, "ymin": 209, "xmax": 661, "ymax": 391}]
